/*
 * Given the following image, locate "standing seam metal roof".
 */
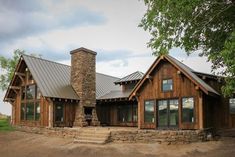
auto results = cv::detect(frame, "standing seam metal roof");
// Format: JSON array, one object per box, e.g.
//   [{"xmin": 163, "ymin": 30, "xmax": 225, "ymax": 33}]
[
  {"xmin": 114, "ymin": 71, "xmax": 144, "ymax": 84},
  {"xmin": 22, "ymin": 55, "xmax": 121, "ymax": 100},
  {"xmin": 166, "ymin": 55, "xmax": 219, "ymax": 95},
  {"xmin": 23, "ymin": 55, "xmax": 79, "ymax": 100}
]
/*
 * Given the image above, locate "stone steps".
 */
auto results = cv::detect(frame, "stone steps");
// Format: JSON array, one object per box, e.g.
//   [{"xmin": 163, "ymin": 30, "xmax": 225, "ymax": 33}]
[{"xmin": 74, "ymin": 129, "xmax": 111, "ymax": 144}]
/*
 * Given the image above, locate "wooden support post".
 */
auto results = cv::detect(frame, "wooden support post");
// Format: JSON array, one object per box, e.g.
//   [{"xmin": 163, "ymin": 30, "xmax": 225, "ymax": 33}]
[
  {"xmin": 135, "ymin": 96, "xmax": 141, "ymax": 129},
  {"xmin": 48, "ymin": 102, "xmax": 53, "ymax": 128},
  {"xmin": 198, "ymin": 91, "xmax": 204, "ymax": 129}
]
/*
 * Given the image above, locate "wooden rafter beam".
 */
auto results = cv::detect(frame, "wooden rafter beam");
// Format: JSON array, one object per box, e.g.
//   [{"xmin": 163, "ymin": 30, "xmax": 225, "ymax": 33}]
[
  {"xmin": 10, "ymin": 86, "xmax": 20, "ymax": 90},
  {"xmin": 15, "ymin": 72, "xmax": 25, "ymax": 83},
  {"xmin": 4, "ymin": 98, "xmax": 15, "ymax": 102},
  {"xmin": 15, "ymin": 72, "xmax": 25, "ymax": 77}
]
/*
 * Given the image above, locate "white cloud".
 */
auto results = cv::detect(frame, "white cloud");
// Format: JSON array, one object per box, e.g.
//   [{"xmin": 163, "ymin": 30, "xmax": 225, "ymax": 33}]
[{"xmin": 0, "ymin": 0, "xmax": 215, "ymax": 115}]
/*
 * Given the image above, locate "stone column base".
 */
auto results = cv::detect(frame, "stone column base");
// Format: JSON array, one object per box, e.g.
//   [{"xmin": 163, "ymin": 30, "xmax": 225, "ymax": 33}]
[
  {"xmin": 73, "ymin": 120, "xmax": 88, "ymax": 127},
  {"xmin": 91, "ymin": 108, "xmax": 100, "ymax": 126},
  {"xmin": 73, "ymin": 105, "xmax": 88, "ymax": 127}
]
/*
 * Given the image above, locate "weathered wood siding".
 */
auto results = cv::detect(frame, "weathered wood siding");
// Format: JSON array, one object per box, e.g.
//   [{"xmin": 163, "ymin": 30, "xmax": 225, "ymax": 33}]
[
  {"xmin": 201, "ymin": 76, "xmax": 235, "ymax": 129},
  {"xmin": 53, "ymin": 101, "xmax": 76, "ymax": 127},
  {"xmin": 97, "ymin": 101, "xmax": 138, "ymax": 127},
  {"xmin": 137, "ymin": 60, "xmax": 202, "ymax": 129}
]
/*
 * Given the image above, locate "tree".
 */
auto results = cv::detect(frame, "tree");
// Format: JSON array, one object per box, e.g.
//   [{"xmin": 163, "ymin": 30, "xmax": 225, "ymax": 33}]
[
  {"xmin": 140, "ymin": 0, "xmax": 235, "ymax": 96},
  {"xmin": 0, "ymin": 49, "xmax": 25, "ymax": 91},
  {"xmin": 0, "ymin": 50, "xmax": 41, "ymax": 91}
]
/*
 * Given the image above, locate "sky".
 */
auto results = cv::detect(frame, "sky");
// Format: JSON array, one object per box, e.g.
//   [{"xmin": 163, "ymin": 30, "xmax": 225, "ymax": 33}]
[{"xmin": 0, "ymin": 0, "xmax": 213, "ymax": 115}]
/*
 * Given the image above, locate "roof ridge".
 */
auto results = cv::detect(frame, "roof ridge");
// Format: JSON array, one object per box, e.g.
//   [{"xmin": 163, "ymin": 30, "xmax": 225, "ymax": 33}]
[
  {"xmin": 22, "ymin": 54, "xmax": 120, "ymax": 79},
  {"xmin": 114, "ymin": 70, "xmax": 144, "ymax": 83},
  {"xmin": 165, "ymin": 54, "xmax": 195, "ymax": 72}
]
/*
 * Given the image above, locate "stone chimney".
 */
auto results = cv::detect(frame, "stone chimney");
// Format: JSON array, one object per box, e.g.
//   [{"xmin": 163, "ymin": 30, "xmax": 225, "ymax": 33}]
[{"xmin": 70, "ymin": 47, "xmax": 100, "ymax": 127}]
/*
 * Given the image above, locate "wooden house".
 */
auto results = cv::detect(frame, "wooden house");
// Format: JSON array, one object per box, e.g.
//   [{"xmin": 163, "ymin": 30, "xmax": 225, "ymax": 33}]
[{"xmin": 3, "ymin": 47, "xmax": 235, "ymax": 130}]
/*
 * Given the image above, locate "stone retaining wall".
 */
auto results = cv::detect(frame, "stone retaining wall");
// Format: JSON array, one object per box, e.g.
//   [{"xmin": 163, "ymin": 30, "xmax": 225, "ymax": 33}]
[
  {"xmin": 15, "ymin": 126, "xmax": 81, "ymax": 139},
  {"xmin": 110, "ymin": 130, "xmax": 207, "ymax": 144},
  {"xmin": 15, "ymin": 126, "xmax": 209, "ymax": 144}
]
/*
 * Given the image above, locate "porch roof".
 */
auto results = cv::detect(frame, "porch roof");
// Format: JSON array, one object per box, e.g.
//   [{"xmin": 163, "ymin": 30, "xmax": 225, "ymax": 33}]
[{"xmin": 98, "ymin": 90, "xmax": 131, "ymax": 100}]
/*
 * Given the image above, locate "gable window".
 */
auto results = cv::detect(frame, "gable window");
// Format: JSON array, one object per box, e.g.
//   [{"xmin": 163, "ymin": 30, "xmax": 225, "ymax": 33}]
[
  {"xmin": 21, "ymin": 84, "xmax": 41, "ymax": 121},
  {"xmin": 20, "ymin": 69, "xmax": 41, "ymax": 121},
  {"xmin": 162, "ymin": 79, "xmax": 173, "ymax": 91},
  {"xmin": 144, "ymin": 100, "xmax": 155, "ymax": 123},
  {"xmin": 230, "ymin": 98, "xmax": 235, "ymax": 114},
  {"xmin": 182, "ymin": 97, "xmax": 194, "ymax": 123}
]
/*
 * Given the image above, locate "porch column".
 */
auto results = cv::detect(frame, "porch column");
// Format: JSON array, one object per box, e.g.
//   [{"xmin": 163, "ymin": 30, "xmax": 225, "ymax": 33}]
[
  {"xmin": 198, "ymin": 91, "xmax": 204, "ymax": 129},
  {"xmin": 137, "ymin": 97, "xmax": 141, "ymax": 129},
  {"xmin": 48, "ymin": 102, "xmax": 53, "ymax": 128},
  {"xmin": 11, "ymin": 103, "xmax": 15, "ymax": 125}
]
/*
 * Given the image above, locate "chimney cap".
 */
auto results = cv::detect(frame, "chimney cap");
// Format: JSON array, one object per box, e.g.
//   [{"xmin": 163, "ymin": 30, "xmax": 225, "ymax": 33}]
[{"xmin": 70, "ymin": 47, "xmax": 97, "ymax": 55}]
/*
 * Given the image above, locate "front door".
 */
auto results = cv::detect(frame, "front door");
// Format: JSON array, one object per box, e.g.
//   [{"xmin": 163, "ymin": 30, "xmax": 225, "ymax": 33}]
[
  {"xmin": 158, "ymin": 99, "xmax": 179, "ymax": 128},
  {"xmin": 54, "ymin": 103, "xmax": 64, "ymax": 127}
]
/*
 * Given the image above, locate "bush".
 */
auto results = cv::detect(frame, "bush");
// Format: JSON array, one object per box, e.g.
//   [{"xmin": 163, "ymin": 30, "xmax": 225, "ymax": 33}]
[{"xmin": 0, "ymin": 117, "xmax": 14, "ymax": 132}]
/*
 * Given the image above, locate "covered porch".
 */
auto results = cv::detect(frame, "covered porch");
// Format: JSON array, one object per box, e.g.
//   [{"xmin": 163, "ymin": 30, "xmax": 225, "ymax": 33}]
[{"xmin": 96, "ymin": 99, "xmax": 138, "ymax": 127}]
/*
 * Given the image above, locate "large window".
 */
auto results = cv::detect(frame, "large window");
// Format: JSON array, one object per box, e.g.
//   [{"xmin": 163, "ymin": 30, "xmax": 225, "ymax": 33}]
[
  {"xmin": 229, "ymin": 98, "xmax": 235, "ymax": 114},
  {"xmin": 117, "ymin": 104, "xmax": 137, "ymax": 123},
  {"xmin": 21, "ymin": 84, "xmax": 41, "ymax": 121},
  {"xmin": 144, "ymin": 100, "xmax": 155, "ymax": 123},
  {"xmin": 182, "ymin": 97, "xmax": 194, "ymax": 123},
  {"xmin": 162, "ymin": 79, "xmax": 173, "ymax": 91},
  {"xmin": 158, "ymin": 99, "xmax": 179, "ymax": 127}
]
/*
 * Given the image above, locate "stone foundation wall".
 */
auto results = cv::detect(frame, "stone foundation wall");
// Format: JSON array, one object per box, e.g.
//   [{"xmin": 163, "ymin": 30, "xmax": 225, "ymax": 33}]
[
  {"xmin": 15, "ymin": 126, "xmax": 209, "ymax": 144},
  {"xmin": 110, "ymin": 130, "xmax": 207, "ymax": 144},
  {"xmin": 15, "ymin": 126, "xmax": 82, "ymax": 139}
]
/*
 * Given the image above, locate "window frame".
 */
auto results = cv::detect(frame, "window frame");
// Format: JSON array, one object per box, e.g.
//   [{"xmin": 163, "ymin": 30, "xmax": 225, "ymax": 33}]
[
  {"xmin": 181, "ymin": 97, "xmax": 195, "ymax": 124},
  {"xmin": 20, "ymin": 69, "xmax": 41, "ymax": 122},
  {"xmin": 162, "ymin": 78, "xmax": 173, "ymax": 92},
  {"xmin": 157, "ymin": 98, "xmax": 179, "ymax": 128},
  {"xmin": 144, "ymin": 99, "xmax": 156, "ymax": 123},
  {"xmin": 117, "ymin": 103, "xmax": 138, "ymax": 123},
  {"xmin": 229, "ymin": 98, "xmax": 235, "ymax": 114}
]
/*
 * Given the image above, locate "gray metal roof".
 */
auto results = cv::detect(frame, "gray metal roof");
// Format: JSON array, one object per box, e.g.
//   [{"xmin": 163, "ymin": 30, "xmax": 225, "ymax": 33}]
[
  {"xmin": 165, "ymin": 55, "xmax": 220, "ymax": 95},
  {"xmin": 114, "ymin": 71, "xmax": 144, "ymax": 84},
  {"xmin": 22, "ymin": 55, "xmax": 121, "ymax": 100},
  {"xmin": 23, "ymin": 55, "xmax": 79, "ymax": 100},
  {"xmin": 98, "ymin": 90, "xmax": 131, "ymax": 100},
  {"xmin": 96, "ymin": 73, "xmax": 121, "ymax": 98}
]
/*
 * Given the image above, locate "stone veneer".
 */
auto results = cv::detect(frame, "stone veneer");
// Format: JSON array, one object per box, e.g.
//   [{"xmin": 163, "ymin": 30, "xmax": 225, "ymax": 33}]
[
  {"xmin": 70, "ymin": 47, "xmax": 100, "ymax": 127},
  {"xmin": 15, "ymin": 126, "xmax": 210, "ymax": 144},
  {"xmin": 110, "ymin": 130, "xmax": 208, "ymax": 144}
]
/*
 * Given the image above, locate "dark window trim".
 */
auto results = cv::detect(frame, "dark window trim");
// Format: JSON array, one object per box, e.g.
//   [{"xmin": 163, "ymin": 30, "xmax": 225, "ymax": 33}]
[
  {"xmin": 20, "ymin": 70, "xmax": 41, "ymax": 122},
  {"xmin": 157, "ymin": 98, "xmax": 179, "ymax": 129},
  {"xmin": 181, "ymin": 96, "xmax": 195, "ymax": 124},
  {"xmin": 54, "ymin": 102, "xmax": 65, "ymax": 123},
  {"xmin": 144, "ymin": 99, "xmax": 156, "ymax": 123},
  {"xmin": 229, "ymin": 98, "xmax": 235, "ymax": 114},
  {"xmin": 117, "ymin": 103, "xmax": 137, "ymax": 123},
  {"xmin": 162, "ymin": 78, "xmax": 173, "ymax": 92}
]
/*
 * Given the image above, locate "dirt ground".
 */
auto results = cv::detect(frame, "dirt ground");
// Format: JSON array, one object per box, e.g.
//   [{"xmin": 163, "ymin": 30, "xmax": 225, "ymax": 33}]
[{"xmin": 0, "ymin": 131, "xmax": 235, "ymax": 157}]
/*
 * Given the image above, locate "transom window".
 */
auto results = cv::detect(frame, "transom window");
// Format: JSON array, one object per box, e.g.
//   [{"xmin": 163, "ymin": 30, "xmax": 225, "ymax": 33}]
[
  {"xmin": 229, "ymin": 98, "xmax": 235, "ymax": 114},
  {"xmin": 144, "ymin": 100, "xmax": 155, "ymax": 123},
  {"xmin": 162, "ymin": 79, "xmax": 173, "ymax": 91},
  {"xmin": 182, "ymin": 97, "xmax": 194, "ymax": 123}
]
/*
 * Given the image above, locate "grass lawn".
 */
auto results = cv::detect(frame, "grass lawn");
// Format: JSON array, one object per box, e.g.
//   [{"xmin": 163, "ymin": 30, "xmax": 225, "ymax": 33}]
[{"xmin": 0, "ymin": 118, "xmax": 14, "ymax": 132}]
